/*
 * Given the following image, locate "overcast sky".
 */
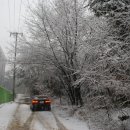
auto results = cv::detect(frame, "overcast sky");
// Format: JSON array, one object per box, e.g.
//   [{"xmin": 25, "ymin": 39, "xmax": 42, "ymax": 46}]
[
  {"xmin": 0, "ymin": 0, "xmax": 89, "ymax": 56},
  {"xmin": 0, "ymin": 0, "xmax": 31, "ymax": 55},
  {"xmin": 0, "ymin": 0, "xmax": 50, "ymax": 55}
]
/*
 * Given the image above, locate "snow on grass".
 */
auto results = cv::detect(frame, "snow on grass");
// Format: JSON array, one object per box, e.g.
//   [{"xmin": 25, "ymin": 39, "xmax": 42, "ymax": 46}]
[
  {"xmin": 0, "ymin": 103, "xmax": 5, "ymax": 108},
  {"xmin": 0, "ymin": 102, "xmax": 17, "ymax": 130},
  {"xmin": 110, "ymin": 108, "xmax": 130, "ymax": 130},
  {"xmin": 56, "ymin": 114, "xmax": 89, "ymax": 130},
  {"xmin": 53, "ymin": 105, "xmax": 89, "ymax": 130},
  {"xmin": 0, "ymin": 102, "xmax": 13, "ymax": 108}
]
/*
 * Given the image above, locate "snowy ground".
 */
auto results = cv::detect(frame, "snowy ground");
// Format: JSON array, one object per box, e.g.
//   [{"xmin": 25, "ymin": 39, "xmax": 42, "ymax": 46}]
[
  {"xmin": 0, "ymin": 102, "xmax": 89, "ymax": 130},
  {"xmin": 53, "ymin": 105, "xmax": 89, "ymax": 130},
  {"xmin": 1, "ymin": 98, "xmax": 130, "ymax": 130},
  {"xmin": 0, "ymin": 102, "xmax": 18, "ymax": 130}
]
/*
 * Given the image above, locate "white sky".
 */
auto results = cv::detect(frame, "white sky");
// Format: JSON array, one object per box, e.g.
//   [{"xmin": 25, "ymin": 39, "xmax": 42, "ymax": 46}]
[
  {"xmin": 0, "ymin": 0, "xmax": 89, "ymax": 56},
  {"xmin": 0, "ymin": 0, "xmax": 32, "ymax": 55}
]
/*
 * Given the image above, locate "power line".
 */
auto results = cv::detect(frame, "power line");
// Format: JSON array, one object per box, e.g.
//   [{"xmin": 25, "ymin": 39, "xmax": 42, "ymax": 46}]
[
  {"xmin": 8, "ymin": 0, "xmax": 11, "ymax": 30},
  {"xmin": 7, "ymin": 62, "xmax": 47, "ymax": 65},
  {"xmin": 27, "ymin": 0, "xmax": 31, "ymax": 10},
  {"xmin": 13, "ymin": 0, "xmax": 16, "ymax": 30},
  {"xmin": 18, "ymin": 0, "xmax": 23, "ymax": 31}
]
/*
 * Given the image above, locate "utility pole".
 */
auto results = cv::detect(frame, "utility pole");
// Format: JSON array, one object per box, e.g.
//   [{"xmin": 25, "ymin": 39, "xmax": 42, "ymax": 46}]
[{"xmin": 10, "ymin": 32, "xmax": 23, "ymax": 101}]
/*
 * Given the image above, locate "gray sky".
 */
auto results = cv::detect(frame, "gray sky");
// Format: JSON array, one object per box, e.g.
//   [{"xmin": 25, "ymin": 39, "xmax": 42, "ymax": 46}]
[
  {"xmin": 0, "ymin": 0, "xmax": 30, "ymax": 55},
  {"xmin": 0, "ymin": 0, "xmax": 53, "ymax": 55},
  {"xmin": 0, "ymin": 0, "xmax": 89, "ymax": 56}
]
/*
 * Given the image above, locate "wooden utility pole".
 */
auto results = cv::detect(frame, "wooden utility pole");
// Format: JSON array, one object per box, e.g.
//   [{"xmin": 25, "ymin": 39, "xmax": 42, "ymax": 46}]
[{"xmin": 10, "ymin": 32, "xmax": 23, "ymax": 101}]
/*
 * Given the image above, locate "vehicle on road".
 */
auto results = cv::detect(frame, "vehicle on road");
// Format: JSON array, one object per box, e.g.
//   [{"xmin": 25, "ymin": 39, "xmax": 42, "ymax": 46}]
[{"xmin": 30, "ymin": 95, "xmax": 51, "ymax": 111}]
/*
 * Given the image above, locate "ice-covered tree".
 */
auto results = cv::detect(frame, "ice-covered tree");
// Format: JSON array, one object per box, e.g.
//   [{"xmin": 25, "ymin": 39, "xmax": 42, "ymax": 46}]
[{"xmin": 85, "ymin": 0, "xmax": 130, "ymax": 109}]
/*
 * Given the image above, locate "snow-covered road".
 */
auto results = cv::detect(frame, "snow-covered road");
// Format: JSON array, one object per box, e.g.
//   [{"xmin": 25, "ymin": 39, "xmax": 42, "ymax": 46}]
[
  {"xmin": 0, "ymin": 103, "xmax": 89, "ymax": 130},
  {"xmin": 0, "ymin": 102, "xmax": 17, "ymax": 130}
]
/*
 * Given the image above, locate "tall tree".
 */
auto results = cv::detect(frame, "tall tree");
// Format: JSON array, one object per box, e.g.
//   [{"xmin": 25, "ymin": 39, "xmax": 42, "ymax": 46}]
[
  {"xmin": 18, "ymin": 0, "xmax": 90, "ymax": 105},
  {"xmin": 87, "ymin": 0, "xmax": 130, "ymax": 109},
  {"xmin": 88, "ymin": 0, "xmax": 130, "ymax": 41}
]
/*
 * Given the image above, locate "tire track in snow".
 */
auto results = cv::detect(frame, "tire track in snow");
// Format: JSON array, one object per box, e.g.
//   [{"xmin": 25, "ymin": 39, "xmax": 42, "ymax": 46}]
[
  {"xmin": 36, "ymin": 112, "xmax": 56, "ymax": 130},
  {"xmin": 23, "ymin": 112, "xmax": 35, "ymax": 129},
  {"xmin": 7, "ymin": 104, "xmax": 69, "ymax": 130},
  {"xmin": 7, "ymin": 104, "xmax": 34, "ymax": 130},
  {"xmin": 52, "ymin": 112, "xmax": 69, "ymax": 130},
  {"xmin": 35, "ymin": 111, "xmax": 69, "ymax": 130}
]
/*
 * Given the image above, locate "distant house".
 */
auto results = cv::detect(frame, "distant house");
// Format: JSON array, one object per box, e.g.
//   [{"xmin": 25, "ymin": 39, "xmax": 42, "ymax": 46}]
[{"xmin": 0, "ymin": 47, "xmax": 6, "ymax": 85}]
